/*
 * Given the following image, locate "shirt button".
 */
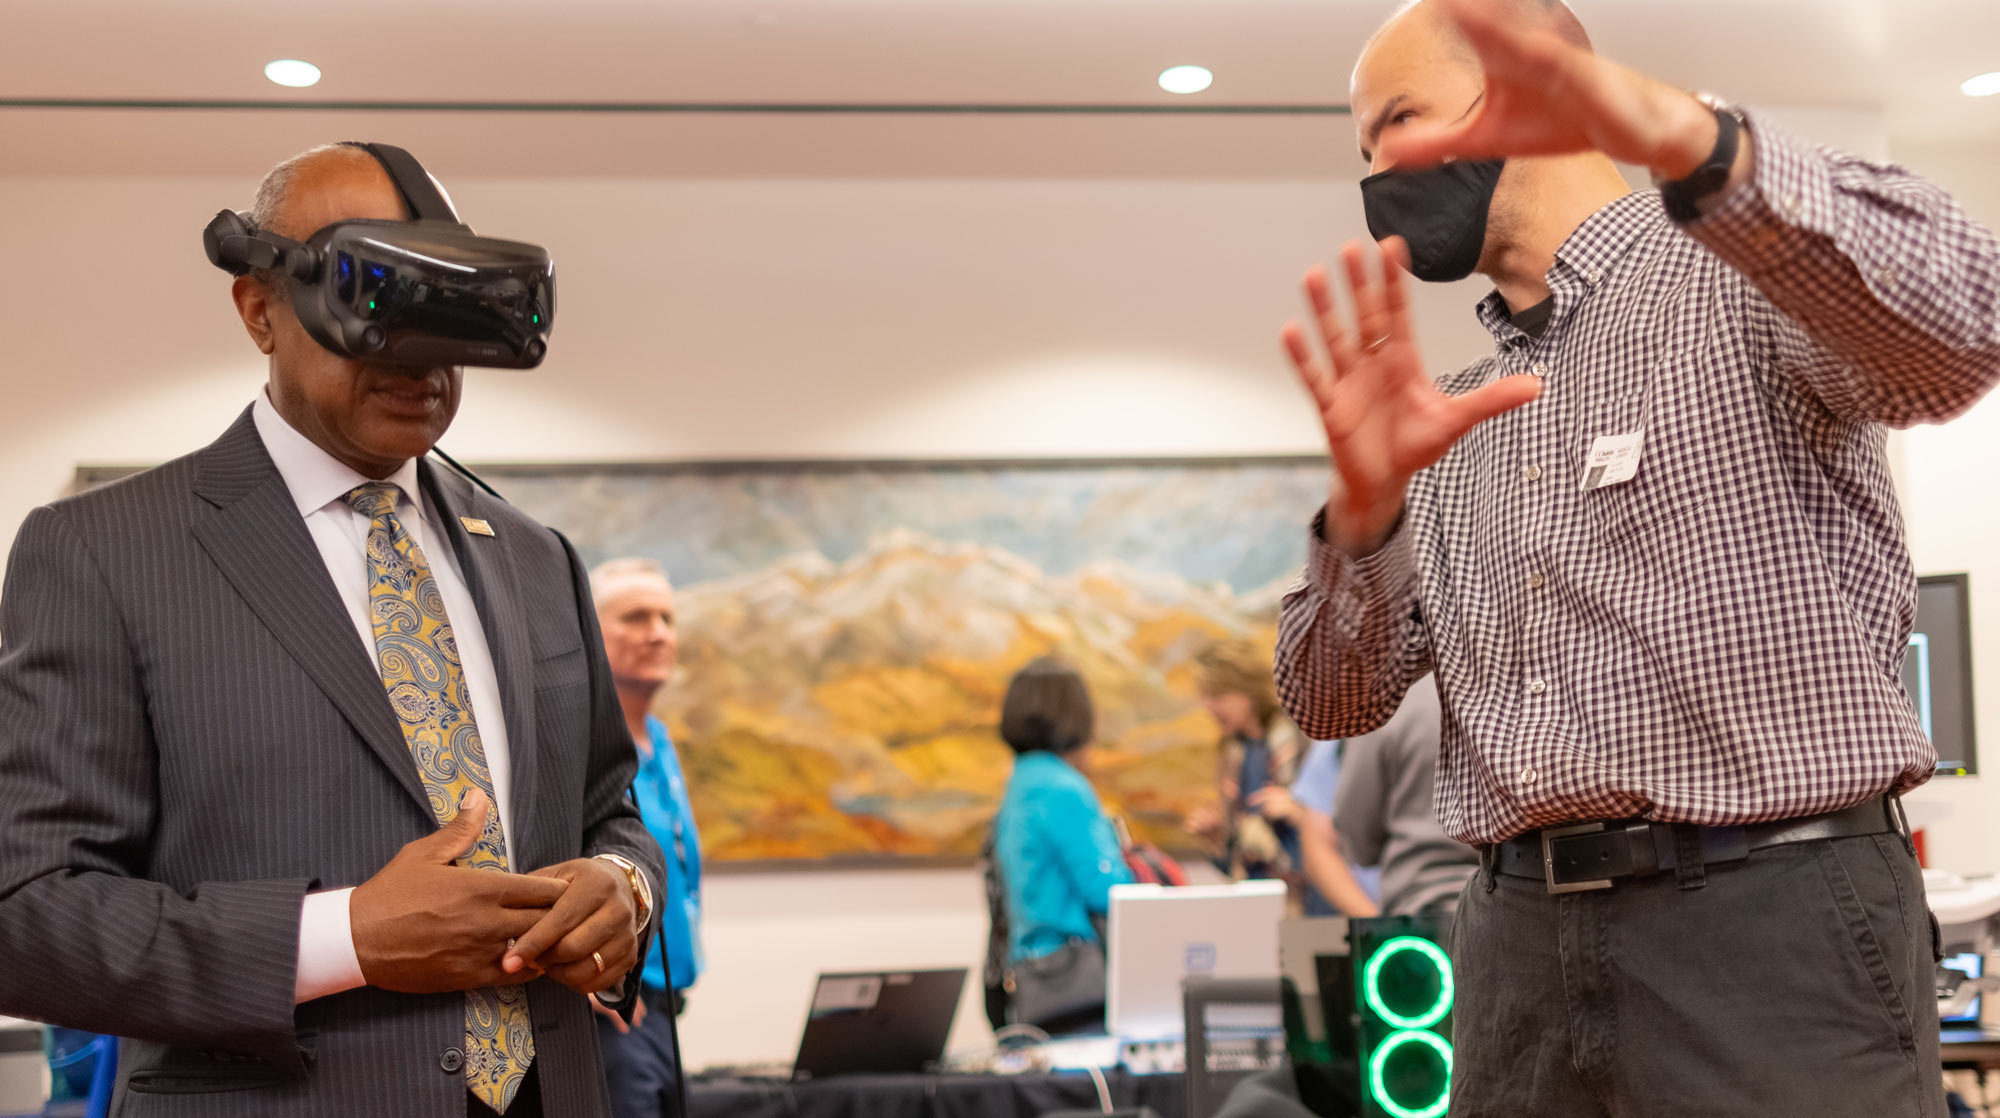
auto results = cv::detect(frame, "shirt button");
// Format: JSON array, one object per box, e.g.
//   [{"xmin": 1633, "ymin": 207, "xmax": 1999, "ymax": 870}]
[
  {"xmin": 1524, "ymin": 464, "xmax": 1543, "ymax": 482},
  {"xmin": 1528, "ymin": 571, "xmax": 1546, "ymax": 589},
  {"xmin": 1531, "ymin": 362, "xmax": 1548, "ymax": 378},
  {"xmin": 1520, "ymin": 767, "xmax": 1538, "ymax": 786},
  {"xmin": 1784, "ymin": 194, "xmax": 1803, "ymax": 218},
  {"xmin": 1528, "ymin": 679, "xmax": 1547, "ymax": 696},
  {"xmin": 440, "ymin": 1047, "xmax": 464, "ymax": 1074},
  {"xmin": 1585, "ymin": 268, "xmax": 1602, "ymax": 285},
  {"xmin": 1876, "ymin": 266, "xmax": 1899, "ymax": 289}
]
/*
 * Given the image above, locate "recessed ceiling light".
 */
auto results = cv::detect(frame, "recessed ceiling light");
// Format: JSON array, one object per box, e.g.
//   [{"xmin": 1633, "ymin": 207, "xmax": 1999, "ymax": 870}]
[
  {"xmin": 1158, "ymin": 65, "xmax": 1214, "ymax": 96},
  {"xmin": 264, "ymin": 59, "xmax": 322, "ymax": 89},
  {"xmin": 1964, "ymin": 71, "xmax": 2000, "ymax": 97}
]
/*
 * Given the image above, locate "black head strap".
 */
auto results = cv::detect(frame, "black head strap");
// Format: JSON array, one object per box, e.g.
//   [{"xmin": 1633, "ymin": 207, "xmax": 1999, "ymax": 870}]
[{"xmin": 343, "ymin": 141, "xmax": 463, "ymax": 226}]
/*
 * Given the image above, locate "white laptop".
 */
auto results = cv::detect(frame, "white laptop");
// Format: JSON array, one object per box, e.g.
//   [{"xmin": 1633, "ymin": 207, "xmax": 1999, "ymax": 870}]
[{"xmin": 1106, "ymin": 879, "xmax": 1287, "ymax": 1041}]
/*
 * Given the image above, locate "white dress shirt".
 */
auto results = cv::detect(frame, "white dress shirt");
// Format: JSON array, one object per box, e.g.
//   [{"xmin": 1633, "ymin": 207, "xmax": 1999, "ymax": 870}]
[{"xmin": 252, "ymin": 393, "xmax": 518, "ymax": 1003}]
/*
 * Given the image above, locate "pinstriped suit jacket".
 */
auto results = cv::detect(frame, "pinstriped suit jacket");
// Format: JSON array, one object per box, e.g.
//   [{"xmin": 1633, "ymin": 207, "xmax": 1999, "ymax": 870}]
[{"xmin": 0, "ymin": 408, "xmax": 666, "ymax": 1117}]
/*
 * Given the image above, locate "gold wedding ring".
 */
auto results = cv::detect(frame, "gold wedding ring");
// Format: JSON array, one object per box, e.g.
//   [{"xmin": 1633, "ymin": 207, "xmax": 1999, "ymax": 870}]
[{"xmin": 592, "ymin": 950, "xmax": 605, "ymax": 974}]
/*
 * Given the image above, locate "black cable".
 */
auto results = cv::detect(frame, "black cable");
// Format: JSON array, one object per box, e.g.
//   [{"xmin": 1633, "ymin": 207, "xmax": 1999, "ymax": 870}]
[
  {"xmin": 428, "ymin": 445, "xmax": 508, "ymax": 501},
  {"xmin": 628, "ymin": 782, "xmax": 693, "ymax": 1118}
]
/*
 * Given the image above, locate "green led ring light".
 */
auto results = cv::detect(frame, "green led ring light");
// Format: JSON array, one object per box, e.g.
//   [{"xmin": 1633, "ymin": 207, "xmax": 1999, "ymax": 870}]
[
  {"xmin": 1367, "ymin": 1028, "xmax": 1453, "ymax": 1118},
  {"xmin": 1362, "ymin": 935, "xmax": 1454, "ymax": 1030}
]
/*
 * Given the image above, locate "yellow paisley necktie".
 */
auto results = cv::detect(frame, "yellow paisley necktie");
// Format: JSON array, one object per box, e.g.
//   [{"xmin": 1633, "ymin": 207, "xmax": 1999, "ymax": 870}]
[{"xmin": 345, "ymin": 482, "xmax": 534, "ymax": 1113}]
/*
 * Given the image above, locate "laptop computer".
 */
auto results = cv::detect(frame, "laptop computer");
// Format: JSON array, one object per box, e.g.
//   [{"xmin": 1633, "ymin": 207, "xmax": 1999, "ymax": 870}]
[
  {"xmin": 791, "ymin": 968, "xmax": 967, "ymax": 1080},
  {"xmin": 1107, "ymin": 880, "xmax": 1287, "ymax": 1041}
]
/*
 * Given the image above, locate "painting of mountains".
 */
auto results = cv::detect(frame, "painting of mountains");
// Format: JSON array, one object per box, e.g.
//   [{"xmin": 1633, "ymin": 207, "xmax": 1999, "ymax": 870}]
[{"xmin": 489, "ymin": 457, "xmax": 1327, "ymax": 866}]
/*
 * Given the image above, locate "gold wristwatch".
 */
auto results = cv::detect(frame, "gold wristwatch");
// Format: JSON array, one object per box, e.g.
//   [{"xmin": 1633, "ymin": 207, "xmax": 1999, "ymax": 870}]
[{"xmin": 593, "ymin": 853, "xmax": 653, "ymax": 933}]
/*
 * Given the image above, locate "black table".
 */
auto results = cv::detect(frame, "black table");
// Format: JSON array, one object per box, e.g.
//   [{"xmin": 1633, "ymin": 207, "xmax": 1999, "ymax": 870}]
[{"xmin": 688, "ymin": 1069, "xmax": 1186, "ymax": 1118}]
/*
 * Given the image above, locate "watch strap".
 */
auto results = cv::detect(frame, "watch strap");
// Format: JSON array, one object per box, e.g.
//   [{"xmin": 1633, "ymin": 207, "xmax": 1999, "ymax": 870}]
[
  {"xmin": 594, "ymin": 852, "xmax": 653, "ymax": 932},
  {"xmin": 1657, "ymin": 103, "xmax": 1742, "ymax": 223}
]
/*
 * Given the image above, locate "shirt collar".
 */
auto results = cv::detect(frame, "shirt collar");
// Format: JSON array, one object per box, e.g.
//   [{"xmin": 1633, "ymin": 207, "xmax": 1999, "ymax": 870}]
[
  {"xmin": 251, "ymin": 390, "xmax": 425, "ymax": 520},
  {"xmin": 641, "ymin": 713, "xmax": 673, "ymax": 764},
  {"xmin": 1475, "ymin": 189, "xmax": 1668, "ymax": 343}
]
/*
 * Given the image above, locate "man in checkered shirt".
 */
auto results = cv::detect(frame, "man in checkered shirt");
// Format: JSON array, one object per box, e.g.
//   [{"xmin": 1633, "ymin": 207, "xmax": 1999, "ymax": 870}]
[{"xmin": 1275, "ymin": 1, "xmax": 2000, "ymax": 1115}]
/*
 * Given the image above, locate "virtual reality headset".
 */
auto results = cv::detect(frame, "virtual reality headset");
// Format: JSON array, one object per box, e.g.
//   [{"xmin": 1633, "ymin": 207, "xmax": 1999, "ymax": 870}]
[{"xmin": 202, "ymin": 142, "xmax": 554, "ymax": 369}]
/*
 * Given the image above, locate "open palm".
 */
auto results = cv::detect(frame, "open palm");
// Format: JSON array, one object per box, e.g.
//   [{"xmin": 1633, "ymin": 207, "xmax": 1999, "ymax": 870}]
[
  {"xmin": 1283, "ymin": 239, "xmax": 1541, "ymax": 552},
  {"xmin": 1380, "ymin": 0, "xmax": 1716, "ymax": 177}
]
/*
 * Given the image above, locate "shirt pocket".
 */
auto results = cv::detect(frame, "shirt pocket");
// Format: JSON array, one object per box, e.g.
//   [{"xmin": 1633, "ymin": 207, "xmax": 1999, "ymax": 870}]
[{"xmin": 1572, "ymin": 391, "xmax": 1705, "ymax": 553}]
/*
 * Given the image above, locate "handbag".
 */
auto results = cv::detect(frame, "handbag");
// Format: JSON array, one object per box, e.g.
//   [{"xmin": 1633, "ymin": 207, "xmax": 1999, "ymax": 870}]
[
  {"xmin": 979, "ymin": 832, "xmax": 1013, "ymax": 1032},
  {"xmin": 1112, "ymin": 816, "xmax": 1189, "ymax": 887},
  {"xmin": 1006, "ymin": 935, "xmax": 1109, "ymax": 1029}
]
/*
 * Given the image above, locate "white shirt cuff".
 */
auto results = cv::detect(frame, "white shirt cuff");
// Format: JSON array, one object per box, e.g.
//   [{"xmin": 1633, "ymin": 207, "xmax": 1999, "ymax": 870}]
[{"xmin": 294, "ymin": 887, "xmax": 366, "ymax": 1004}]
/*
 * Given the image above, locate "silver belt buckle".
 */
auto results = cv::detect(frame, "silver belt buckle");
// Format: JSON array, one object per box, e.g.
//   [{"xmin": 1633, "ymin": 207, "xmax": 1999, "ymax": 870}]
[{"xmin": 1542, "ymin": 822, "xmax": 1615, "ymax": 894}]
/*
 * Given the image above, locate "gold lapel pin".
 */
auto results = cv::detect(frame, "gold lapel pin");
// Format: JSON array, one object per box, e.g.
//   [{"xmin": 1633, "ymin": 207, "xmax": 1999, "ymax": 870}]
[{"xmin": 459, "ymin": 516, "xmax": 496, "ymax": 537}]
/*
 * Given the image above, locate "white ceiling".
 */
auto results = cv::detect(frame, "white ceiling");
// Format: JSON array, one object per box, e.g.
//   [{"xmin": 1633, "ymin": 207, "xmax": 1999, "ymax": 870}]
[{"xmin": 1, "ymin": 0, "xmax": 1996, "ymax": 177}]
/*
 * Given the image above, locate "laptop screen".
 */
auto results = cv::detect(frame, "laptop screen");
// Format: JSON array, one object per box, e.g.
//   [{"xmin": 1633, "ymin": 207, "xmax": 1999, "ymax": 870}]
[
  {"xmin": 1942, "ymin": 952, "xmax": 1983, "ymax": 1027},
  {"xmin": 793, "ymin": 968, "xmax": 966, "ymax": 1080}
]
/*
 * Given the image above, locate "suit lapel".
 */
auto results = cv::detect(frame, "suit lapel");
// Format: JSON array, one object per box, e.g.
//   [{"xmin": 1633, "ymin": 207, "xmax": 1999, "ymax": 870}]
[
  {"xmin": 189, "ymin": 409, "xmax": 431, "ymax": 815},
  {"xmin": 420, "ymin": 460, "xmax": 540, "ymax": 864}
]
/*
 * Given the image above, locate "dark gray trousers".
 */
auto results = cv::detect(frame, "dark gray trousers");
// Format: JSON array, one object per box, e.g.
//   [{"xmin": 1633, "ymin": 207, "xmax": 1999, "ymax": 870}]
[{"xmin": 1450, "ymin": 829, "xmax": 1945, "ymax": 1118}]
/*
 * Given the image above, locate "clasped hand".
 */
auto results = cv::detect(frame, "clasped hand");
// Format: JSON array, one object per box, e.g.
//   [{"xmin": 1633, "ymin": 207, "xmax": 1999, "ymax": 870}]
[{"xmin": 350, "ymin": 790, "xmax": 639, "ymax": 997}]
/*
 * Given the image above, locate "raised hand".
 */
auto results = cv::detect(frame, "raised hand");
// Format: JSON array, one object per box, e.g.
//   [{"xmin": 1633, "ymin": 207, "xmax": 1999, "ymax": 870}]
[
  {"xmin": 1282, "ymin": 238, "xmax": 1542, "ymax": 553},
  {"xmin": 350, "ymin": 790, "xmax": 569, "ymax": 994},
  {"xmin": 1382, "ymin": 0, "xmax": 1722, "ymax": 181}
]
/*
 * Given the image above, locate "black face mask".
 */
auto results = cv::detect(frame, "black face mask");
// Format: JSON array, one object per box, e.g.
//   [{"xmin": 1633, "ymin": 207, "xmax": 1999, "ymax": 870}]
[{"xmin": 1360, "ymin": 158, "xmax": 1506, "ymax": 283}]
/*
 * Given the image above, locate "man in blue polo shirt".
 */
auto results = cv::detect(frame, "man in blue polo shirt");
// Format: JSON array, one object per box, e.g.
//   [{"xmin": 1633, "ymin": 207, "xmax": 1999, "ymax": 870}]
[{"xmin": 589, "ymin": 558, "xmax": 704, "ymax": 1117}]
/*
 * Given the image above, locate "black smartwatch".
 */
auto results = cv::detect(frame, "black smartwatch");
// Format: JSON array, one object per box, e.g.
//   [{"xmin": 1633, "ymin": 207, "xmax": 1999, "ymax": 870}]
[{"xmin": 1656, "ymin": 100, "xmax": 1743, "ymax": 223}]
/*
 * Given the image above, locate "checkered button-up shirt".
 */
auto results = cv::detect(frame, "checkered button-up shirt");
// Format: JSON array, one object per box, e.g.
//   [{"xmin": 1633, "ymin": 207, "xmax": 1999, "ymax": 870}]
[{"xmin": 1275, "ymin": 112, "xmax": 2000, "ymax": 845}]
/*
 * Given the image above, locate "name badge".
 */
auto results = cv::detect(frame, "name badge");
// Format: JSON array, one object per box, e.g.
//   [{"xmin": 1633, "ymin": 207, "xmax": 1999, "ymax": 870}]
[{"xmin": 1581, "ymin": 429, "xmax": 1645, "ymax": 491}]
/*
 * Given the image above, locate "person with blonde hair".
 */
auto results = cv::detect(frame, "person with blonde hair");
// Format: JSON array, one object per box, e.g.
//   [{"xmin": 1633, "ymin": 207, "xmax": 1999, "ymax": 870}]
[{"xmin": 1185, "ymin": 639, "xmax": 1376, "ymax": 915}]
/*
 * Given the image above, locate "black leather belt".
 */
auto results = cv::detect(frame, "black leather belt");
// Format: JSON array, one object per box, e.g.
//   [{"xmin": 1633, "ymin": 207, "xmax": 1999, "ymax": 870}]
[{"xmin": 1490, "ymin": 796, "xmax": 1900, "ymax": 894}]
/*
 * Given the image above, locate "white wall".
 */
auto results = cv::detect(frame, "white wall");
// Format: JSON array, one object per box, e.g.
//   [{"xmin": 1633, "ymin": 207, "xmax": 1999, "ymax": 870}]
[
  {"xmin": 1882, "ymin": 143, "xmax": 2000, "ymax": 876},
  {"xmin": 12, "ymin": 105, "xmax": 1985, "ymax": 1070}
]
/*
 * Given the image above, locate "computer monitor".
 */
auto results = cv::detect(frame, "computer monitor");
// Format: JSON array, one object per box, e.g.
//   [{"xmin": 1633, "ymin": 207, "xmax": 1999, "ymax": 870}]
[
  {"xmin": 1107, "ymin": 880, "xmax": 1287, "ymax": 1041},
  {"xmin": 1905, "ymin": 573, "xmax": 1978, "ymax": 775},
  {"xmin": 1940, "ymin": 951, "xmax": 1983, "ymax": 1027}
]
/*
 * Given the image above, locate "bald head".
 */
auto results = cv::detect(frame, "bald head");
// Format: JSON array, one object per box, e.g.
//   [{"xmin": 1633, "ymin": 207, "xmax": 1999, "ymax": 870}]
[
  {"xmin": 1363, "ymin": 0, "xmax": 1589, "ymax": 68},
  {"xmin": 248, "ymin": 143, "xmax": 405, "ymax": 244},
  {"xmin": 1353, "ymin": 0, "xmax": 1590, "ymax": 169},
  {"xmin": 242, "ymin": 144, "xmax": 407, "ymax": 304}
]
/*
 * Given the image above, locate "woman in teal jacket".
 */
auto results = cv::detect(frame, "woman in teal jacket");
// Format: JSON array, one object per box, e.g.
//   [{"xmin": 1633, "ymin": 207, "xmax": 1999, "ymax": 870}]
[{"xmin": 991, "ymin": 658, "xmax": 1134, "ymax": 1031}]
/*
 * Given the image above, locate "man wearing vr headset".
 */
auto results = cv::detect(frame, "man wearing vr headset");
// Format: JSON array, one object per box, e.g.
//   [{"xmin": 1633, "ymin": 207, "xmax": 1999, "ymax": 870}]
[{"xmin": 0, "ymin": 142, "xmax": 663, "ymax": 1118}]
